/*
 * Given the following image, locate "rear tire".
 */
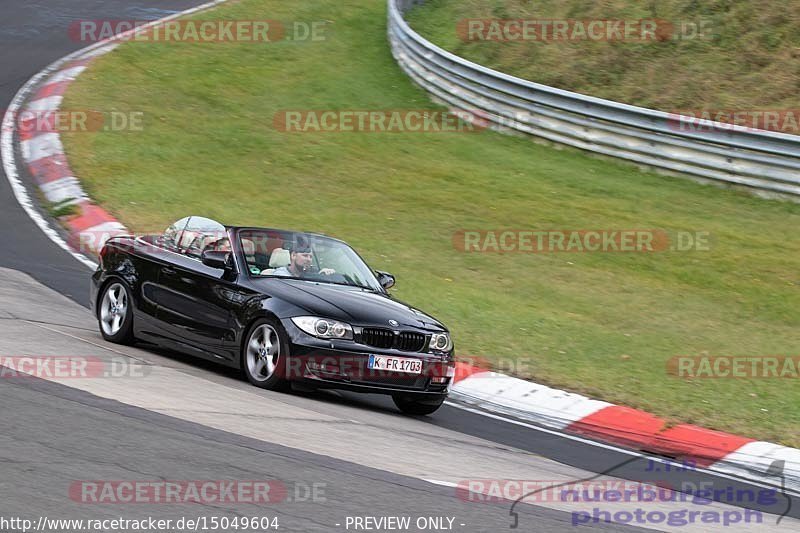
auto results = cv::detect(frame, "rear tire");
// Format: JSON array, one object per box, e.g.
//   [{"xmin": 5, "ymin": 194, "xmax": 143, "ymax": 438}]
[
  {"xmin": 241, "ymin": 318, "xmax": 289, "ymax": 391},
  {"xmin": 392, "ymin": 394, "xmax": 446, "ymax": 416},
  {"xmin": 98, "ymin": 281, "xmax": 135, "ymax": 345}
]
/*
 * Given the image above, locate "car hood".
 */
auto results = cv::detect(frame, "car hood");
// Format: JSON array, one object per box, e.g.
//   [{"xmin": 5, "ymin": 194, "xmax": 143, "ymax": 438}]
[{"xmin": 256, "ymin": 278, "xmax": 447, "ymax": 331}]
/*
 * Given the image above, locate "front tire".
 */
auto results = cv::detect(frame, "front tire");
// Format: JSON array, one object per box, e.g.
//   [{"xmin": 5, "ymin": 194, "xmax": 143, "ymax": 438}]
[
  {"xmin": 242, "ymin": 318, "xmax": 289, "ymax": 390},
  {"xmin": 98, "ymin": 281, "xmax": 134, "ymax": 344},
  {"xmin": 392, "ymin": 394, "xmax": 446, "ymax": 416}
]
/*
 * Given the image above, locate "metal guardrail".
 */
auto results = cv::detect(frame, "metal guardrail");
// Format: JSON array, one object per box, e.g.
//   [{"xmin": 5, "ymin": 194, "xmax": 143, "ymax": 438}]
[{"xmin": 388, "ymin": 0, "xmax": 800, "ymax": 198}]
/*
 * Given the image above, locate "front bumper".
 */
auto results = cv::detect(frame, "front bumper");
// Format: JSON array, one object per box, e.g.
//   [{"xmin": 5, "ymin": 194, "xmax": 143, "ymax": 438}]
[{"xmin": 282, "ymin": 320, "xmax": 454, "ymax": 397}]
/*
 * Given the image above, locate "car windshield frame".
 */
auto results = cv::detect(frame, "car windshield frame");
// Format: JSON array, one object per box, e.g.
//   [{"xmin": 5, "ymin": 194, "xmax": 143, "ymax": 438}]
[
  {"xmin": 235, "ymin": 228, "xmax": 384, "ymax": 292},
  {"xmin": 157, "ymin": 216, "xmax": 233, "ymax": 262}
]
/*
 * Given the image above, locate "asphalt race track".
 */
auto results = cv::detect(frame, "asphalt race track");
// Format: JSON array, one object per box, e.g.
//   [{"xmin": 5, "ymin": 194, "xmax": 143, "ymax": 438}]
[{"xmin": 0, "ymin": 2, "xmax": 797, "ymax": 532}]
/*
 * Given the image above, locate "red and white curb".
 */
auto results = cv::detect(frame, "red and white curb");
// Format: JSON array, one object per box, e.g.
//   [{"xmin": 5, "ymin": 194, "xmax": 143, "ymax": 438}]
[
  {"xmin": 450, "ymin": 362, "xmax": 800, "ymax": 492},
  {"xmin": 2, "ymin": 0, "xmax": 796, "ymax": 498},
  {"xmin": 18, "ymin": 51, "xmax": 127, "ymax": 258}
]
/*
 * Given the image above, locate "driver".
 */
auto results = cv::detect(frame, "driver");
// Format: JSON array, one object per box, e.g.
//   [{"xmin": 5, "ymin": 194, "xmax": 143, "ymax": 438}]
[{"xmin": 273, "ymin": 234, "xmax": 335, "ymax": 277}]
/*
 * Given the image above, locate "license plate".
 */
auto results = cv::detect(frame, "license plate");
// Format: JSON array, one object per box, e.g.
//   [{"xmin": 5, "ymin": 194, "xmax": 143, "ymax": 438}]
[{"xmin": 368, "ymin": 354, "xmax": 423, "ymax": 374}]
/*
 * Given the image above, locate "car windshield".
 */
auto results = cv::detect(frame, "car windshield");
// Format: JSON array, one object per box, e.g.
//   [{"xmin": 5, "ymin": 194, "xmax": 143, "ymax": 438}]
[{"xmin": 238, "ymin": 229, "xmax": 382, "ymax": 291}]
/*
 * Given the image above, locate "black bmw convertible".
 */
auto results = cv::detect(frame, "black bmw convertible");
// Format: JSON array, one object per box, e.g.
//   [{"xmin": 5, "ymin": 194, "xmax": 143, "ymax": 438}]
[{"xmin": 90, "ymin": 216, "xmax": 455, "ymax": 415}]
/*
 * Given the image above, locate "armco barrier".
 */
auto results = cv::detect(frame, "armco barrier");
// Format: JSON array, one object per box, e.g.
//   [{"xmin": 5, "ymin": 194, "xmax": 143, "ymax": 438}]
[{"xmin": 388, "ymin": 0, "xmax": 800, "ymax": 198}]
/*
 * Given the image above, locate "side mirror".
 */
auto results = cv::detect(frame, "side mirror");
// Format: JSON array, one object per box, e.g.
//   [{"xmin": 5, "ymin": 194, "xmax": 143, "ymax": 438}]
[
  {"xmin": 202, "ymin": 250, "xmax": 234, "ymax": 271},
  {"xmin": 375, "ymin": 270, "xmax": 395, "ymax": 290}
]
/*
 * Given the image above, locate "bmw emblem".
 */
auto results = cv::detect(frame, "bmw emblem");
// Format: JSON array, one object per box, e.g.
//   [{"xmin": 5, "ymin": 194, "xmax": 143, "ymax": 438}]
[{"xmin": 388, "ymin": 319, "xmax": 399, "ymax": 327}]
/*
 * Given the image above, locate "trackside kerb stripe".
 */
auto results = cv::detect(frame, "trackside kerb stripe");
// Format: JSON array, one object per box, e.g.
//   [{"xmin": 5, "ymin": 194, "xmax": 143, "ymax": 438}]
[
  {"xmin": 63, "ymin": 202, "xmax": 120, "ymax": 233},
  {"xmin": 650, "ymin": 424, "xmax": 755, "ymax": 467},
  {"xmin": 62, "ymin": 58, "xmax": 98, "ymax": 70},
  {"xmin": 25, "ymin": 96, "xmax": 63, "ymax": 114},
  {"xmin": 21, "ymin": 132, "xmax": 64, "ymax": 163},
  {"xmin": 40, "ymin": 177, "xmax": 86, "ymax": 205},
  {"xmin": 452, "ymin": 364, "xmax": 800, "ymax": 490},
  {"xmin": 27, "ymin": 154, "xmax": 72, "ymax": 185},
  {"xmin": 31, "ymin": 81, "xmax": 71, "ymax": 101},
  {"xmin": 44, "ymin": 66, "xmax": 88, "ymax": 85},
  {"xmin": 566, "ymin": 405, "xmax": 666, "ymax": 449},
  {"xmin": 451, "ymin": 363, "xmax": 611, "ymax": 429},
  {"xmin": 714, "ymin": 441, "xmax": 800, "ymax": 489},
  {"xmin": 453, "ymin": 361, "xmax": 489, "ymax": 382}
]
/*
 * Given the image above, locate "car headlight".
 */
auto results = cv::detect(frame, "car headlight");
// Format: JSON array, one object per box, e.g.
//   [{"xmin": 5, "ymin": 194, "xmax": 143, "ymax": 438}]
[
  {"xmin": 291, "ymin": 316, "xmax": 353, "ymax": 340},
  {"xmin": 429, "ymin": 332, "xmax": 452, "ymax": 352}
]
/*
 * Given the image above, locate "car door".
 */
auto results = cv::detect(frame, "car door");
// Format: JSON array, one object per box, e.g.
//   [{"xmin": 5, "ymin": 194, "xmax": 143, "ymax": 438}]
[
  {"xmin": 151, "ymin": 217, "xmax": 238, "ymax": 362},
  {"xmin": 154, "ymin": 256, "xmax": 238, "ymax": 358},
  {"xmin": 129, "ymin": 235, "xmax": 170, "ymax": 332}
]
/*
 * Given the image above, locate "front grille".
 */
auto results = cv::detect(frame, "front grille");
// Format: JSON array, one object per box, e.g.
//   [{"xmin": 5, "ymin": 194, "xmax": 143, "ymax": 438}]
[
  {"xmin": 360, "ymin": 328, "xmax": 427, "ymax": 352},
  {"xmin": 361, "ymin": 328, "xmax": 395, "ymax": 349},
  {"xmin": 397, "ymin": 331, "xmax": 426, "ymax": 352}
]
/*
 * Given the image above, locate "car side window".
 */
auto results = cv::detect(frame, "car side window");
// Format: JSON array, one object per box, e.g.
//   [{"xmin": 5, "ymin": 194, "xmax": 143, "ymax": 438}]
[
  {"xmin": 160, "ymin": 216, "xmax": 191, "ymax": 252},
  {"xmin": 160, "ymin": 216, "xmax": 227, "ymax": 260}
]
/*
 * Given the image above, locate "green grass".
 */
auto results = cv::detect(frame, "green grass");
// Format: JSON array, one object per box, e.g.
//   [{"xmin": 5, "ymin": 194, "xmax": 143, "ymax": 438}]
[
  {"xmin": 406, "ymin": 0, "xmax": 800, "ymax": 133},
  {"xmin": 35, "ymin": 172, "xmax": 80, "ymax": 218},
  {"xmin": 62, "ymin": 0, "xmax": 800, "ymax": 445},
  {"xmin": 46, "ymin": 201, "xmax": 79, "ymax": 219}
]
